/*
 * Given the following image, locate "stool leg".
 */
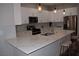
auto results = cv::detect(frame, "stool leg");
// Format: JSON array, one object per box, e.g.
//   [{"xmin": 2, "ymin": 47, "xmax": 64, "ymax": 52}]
[
  {"xmin": 60, "ymin": 46, "xmax": 62, "ymax": 55},
  {"xmin": 62, "ymin": 46, "xmax": 64, "ymax": 54},
  {"xmin": 62, "ymin": 46, "xmax": 66, "ymax": 54},
  {"xmin": 63, "ymin": 46, "xmax": 69, "ymax": 55}
]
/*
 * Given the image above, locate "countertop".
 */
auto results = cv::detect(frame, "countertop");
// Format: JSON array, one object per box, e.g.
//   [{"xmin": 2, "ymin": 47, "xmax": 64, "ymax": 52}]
[{"xmin": 7, "ymin": 30, "xmax": 74, "ymax": 55}]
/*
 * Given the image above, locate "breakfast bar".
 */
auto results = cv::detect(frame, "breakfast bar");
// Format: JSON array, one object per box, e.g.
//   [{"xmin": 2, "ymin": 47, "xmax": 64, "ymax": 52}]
[{"xmin": 7, "ymin": 30, "xmax": 74, "ymax": 56}]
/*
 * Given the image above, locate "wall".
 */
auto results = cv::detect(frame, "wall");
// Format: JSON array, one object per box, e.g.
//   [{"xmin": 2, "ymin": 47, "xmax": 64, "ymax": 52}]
[{"xmin": 0, "ymin": 4, "xmax": 16, "ymax": 55}]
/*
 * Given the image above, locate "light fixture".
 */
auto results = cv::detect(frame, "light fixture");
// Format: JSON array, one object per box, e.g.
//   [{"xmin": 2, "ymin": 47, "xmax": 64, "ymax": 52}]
[
  {"xmin": 38, "ymin": 3, "xmax": 42, "ymax": 11},
  {"xmin": 53, "ymin": 8, "xmax": 57, "ymax": 13},
  {"xmin": 63, "ymin": 9, "xmax": 65, "ymax": 15}
]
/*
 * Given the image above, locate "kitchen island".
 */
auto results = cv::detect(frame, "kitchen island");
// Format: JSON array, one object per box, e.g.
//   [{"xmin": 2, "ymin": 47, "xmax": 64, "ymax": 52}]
[{"xmin": 7, "ymin": 30, "xmax": 74, "ymax": 56}]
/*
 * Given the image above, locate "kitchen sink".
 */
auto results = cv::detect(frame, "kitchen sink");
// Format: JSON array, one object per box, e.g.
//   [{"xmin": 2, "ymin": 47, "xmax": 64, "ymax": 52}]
[{"xmin": 41, "ymin": 33, "xmax": 54, "ymax": 36}]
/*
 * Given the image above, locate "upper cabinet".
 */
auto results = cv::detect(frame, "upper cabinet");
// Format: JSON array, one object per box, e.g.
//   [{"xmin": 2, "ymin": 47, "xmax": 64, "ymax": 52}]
[
  {"xmin": 21, "ymin": 7, "xmax": 38, "ymax": 24},
  {"xmin": 65, "ymin": 7, "xmax": 77, "ymax": 16},
  {"xmin": 14, "ymin": 4, "xmax": 22, "ymax": 25},
  {"xmin": 37, "ymin": 10, "xmax": 49, "ymax": 23},
  {"xmin": 50, "ymin": 7, "xmax": 78, "ymax": 22},
  {"xmin": 13, "ymin": 3, "xmax": 78, "ymax": 25},
  {"xmin": 21, "ymin": 7, "xmax": 49, "ymax": 24},
  {"xmin": 50, "ymin": 10, "xmax": 64, "ymax": 22}
]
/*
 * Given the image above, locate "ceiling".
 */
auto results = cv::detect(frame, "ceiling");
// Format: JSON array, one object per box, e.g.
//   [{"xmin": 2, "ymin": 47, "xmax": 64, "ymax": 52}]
[{"xmin": 21, "ymin": 3, "xmax": 79, "ymax": 11}]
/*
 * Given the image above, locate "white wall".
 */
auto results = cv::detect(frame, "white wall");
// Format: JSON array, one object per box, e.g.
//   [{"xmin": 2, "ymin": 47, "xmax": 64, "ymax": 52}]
[{"xmin": 0, "ymin": 4, "xmax": 16, "ymax": 55}]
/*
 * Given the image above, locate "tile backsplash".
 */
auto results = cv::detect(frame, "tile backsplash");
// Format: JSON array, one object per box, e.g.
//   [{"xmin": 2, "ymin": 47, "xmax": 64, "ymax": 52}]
[
  {"xmin": 16, "ymin": 24, "xmax": 27, "ymax": 32},
  {"xmin": 16, "ymin": 22, "xmax": 63, "ymax": 32}
]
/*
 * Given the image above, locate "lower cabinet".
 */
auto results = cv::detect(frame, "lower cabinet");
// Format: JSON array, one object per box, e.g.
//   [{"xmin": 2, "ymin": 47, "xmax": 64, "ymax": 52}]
[
  {"xmin": 13, "ymin": 47, "xmax": 27, "ymax": 56},
  {"xmin": 7, "ymin": 34, "xmax": 71, "ymax": 56},
  {"xmin": 29, "ymin": 35, "xmax": 71, "ymax": 56},
  {"xmin": 29, "ymin": 41, "xmax": 61, "ymax": 56}
]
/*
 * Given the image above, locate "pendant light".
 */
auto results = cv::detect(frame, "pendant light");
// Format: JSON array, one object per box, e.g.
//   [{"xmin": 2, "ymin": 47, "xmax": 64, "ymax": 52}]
[
  {"xmin": 38, "ymin": 3, "xmax": 42, "ymax": 11},
  {"xmin": 63, "ymin": 4, "xmax": 65, "ymax": 15},
  {"xmin": 63, "ymin": 9, "xmax": 65, "ymax": 15},
  {"xmin": 53, "ymin": 8, "xmax": 57, "ymax": 13}
]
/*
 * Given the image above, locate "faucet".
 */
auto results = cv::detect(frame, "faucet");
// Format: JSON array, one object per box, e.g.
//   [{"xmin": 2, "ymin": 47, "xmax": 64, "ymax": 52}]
[{"xmin": 50, "ymin": 22, "xmax": 54, "ymax": 34}]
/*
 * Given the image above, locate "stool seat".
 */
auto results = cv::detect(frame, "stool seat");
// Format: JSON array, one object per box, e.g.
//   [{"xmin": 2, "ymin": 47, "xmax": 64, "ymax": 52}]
[
  {"xmin": 62, "ymin": 41, "xmax": 71, "ymax": 47},
  {"xmin": 71, "ymin": 36, "xmax": 79, "ymax": 39},
  {"xmin": 60, "ymin": 41, "xmax": 72, "ymax": 55}
]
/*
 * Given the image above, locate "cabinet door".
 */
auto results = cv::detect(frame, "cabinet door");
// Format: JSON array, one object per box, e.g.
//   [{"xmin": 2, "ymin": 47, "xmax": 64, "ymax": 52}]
[
  {"xmin": 65, "ymin": 7, "xmax": 77, "ymax": 16},
  {"xmin": 50, "ymin": 13, "xmax": 55, "ymax": 22},
  {"xmin": 50, "ymin": 12, "xmax": 62, "ymax": 22},
  {"xmin": 38, "ymin": 12, "xmax": 43, "ymax": 23},
  {"xmin": 29, "ymin": 40, "xmax": 61, "ymax": 56},
  {"xmin": 57, "ymin": 10, "xmax": 63, "ymax": 22},
  {"xmin": 50, "ymin": 7, "xmax": 77, "ymax": 22},
  {"xmin": 38, "ymin": 11, "xmax": 49, "ymax": 23},
  {"xmin": 38, "ymin": 11, "xmax": 45, "ymax": 23},
  {"xmin": 69, "ymin": 8, "xmax": 77, "ymax": 15},
  {"xmin": 14, "ymin": 4, "xmax": 22, "ymax": 25},
  {"xmin": 21, "ymin": 7, "xmax": 51, "ymax": 24},
  {"xmin": 44, "ymin": 11, "xmax": 50, "ymax": 22},
  {"xmin": 21, "ymin": 7, "xmax": 38, "ymax": 24},
  {"xmin": 55, "ymin": 13, "xmax": 59, "ymax": 22},
  {"xmin": 13, "ymin": 47, "xmax": 27, "ymax": 56},
  {"xmin": 21, "ymin": 7, "xmax": 30, "ymax": 24}
]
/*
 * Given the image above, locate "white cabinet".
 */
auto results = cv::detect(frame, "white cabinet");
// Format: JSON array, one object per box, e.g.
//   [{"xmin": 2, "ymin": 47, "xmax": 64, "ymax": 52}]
[
  {"xmin": 21, "ymin": 7, "xmax": 39, "ymax": 24},
  {"xmin": 6, "ymin": 34, "xmax": 71, "ymax": 56},
  {"xmin": 50, "ymin": 12, "xmax": 55, "ymax": 22},
  {"xmin": 21, "ymin": 7, "xmax": 29, "ymax": 24},
  {"xmin": 50, "ymin": 10, "xmax": 64, "ymax": 22},
  {"xmin": 56, "ymin": 10, "xmax": 63, "ymax": 22},
  {"xmin": 14, "ymin": 4, "xmax": 50, "ymax": 24},
  {"xmin": 37, "ymin": 12, "xmax": 43, "ymax": 23},
  {"xmin": 65, "ymin": 7, "xmax": 77, "ymax": 16},
  {"xmin": 14, "ymin": 4, "xmax": 78, "ymax": 25},
  {"xmin": 14, "ymin": 4, "xmax": 22, "ymax": 25},
  {"xmin": 50, "ymin": 7, "xmax": 78, "ymax": 22},
  {"xmin": 37, "ymin": 11, "xmax": 49, "ymax": 23},
  {"xmin": 21, "ymin": 7, "xmax": 50, "ymax": 24}
]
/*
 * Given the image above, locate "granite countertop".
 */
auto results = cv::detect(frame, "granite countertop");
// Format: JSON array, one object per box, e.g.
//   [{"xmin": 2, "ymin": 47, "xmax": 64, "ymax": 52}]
[{"xmin": 7, "ymin": 30, "xmax": 74, "ymax": 55}]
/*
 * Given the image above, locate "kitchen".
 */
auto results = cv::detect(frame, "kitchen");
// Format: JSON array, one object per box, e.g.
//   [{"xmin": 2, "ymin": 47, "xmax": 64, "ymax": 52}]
[{"xmin": 0, "ymin": 3, "xmax": 79, "ymax": 56}]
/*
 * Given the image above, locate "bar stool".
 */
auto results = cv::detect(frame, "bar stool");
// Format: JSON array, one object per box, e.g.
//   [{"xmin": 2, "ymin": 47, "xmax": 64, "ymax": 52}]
[
  {"xmin": 60, "ymin": 41, "xmax": 72, "ymax": 55},
  {"xmin": 60, "ymin": 35, "xmax": 79, "ymax": 55},
  {"xmin": 71, "ymin": 36, "xmax": 79, "ymax": 42}
]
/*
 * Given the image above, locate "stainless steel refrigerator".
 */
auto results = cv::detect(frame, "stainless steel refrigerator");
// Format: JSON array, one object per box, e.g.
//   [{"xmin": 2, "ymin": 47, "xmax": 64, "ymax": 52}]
[{"xmin": 63, "ymin": 15, "xmax": 78, "ymax": 36}]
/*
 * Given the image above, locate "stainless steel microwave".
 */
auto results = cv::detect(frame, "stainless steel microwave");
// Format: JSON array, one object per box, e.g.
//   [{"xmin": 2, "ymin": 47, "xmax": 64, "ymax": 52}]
[{"xmin": 29, "ymin": 16, "xmax": 38, "ymax": 24}]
